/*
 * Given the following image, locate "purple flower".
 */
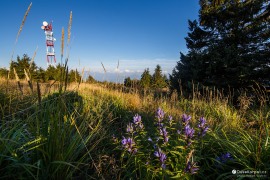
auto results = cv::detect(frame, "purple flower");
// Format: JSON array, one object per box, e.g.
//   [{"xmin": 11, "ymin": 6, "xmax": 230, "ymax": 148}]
[
  {"xmin": 184, "ymin": 125, "xmax": 194, "ymax": 139},
  {"xmin": 185, "ymin": 161, "xmax": 199, "ymax": 174},
  {"xmin": 122, "ymin": 137, "xmax": 127, "ymax": 145},
  {"xmin": 199, "ymin": 126, "xmax": 209, "ymax": 137},
  {"xmin": 177, "ymin": 130, "xmax": 181, "ymax": 134},
  {"xmin": 156, "ymin": 123, "xmax": 164, "ymax": 128},
  {"xmin": 198, "ymin": 117, "xmax": 209, "ymax": 137},
  {"xmin": 184, "ymin": 125, "xmax": 194, "ymax": 146},
  {"xmin": 133, "ymin": 114, "xmax": 142, "ymax": 125},
  {"xmin": 216, "ymin": 152, "xmax": 233, "ymax": 163},
  {"xmin": 182, "ymin": 114, "xmax": 191, "ymax": 125},
  {"xmin": 161, "ymin": 163, "xmax": 166, "ymax": 169},
  {"xmin": 222, "ymin": 153, "xmax": 231, "ymax": 160},
  {"xmin": 126, "ymin": 123, "xmax": 134, "ymax": 133},
  {"xmin": 154, "ymin": 148, "xmax": 167, "ymax": 169},
  {"xmin": 148, "ymin": 137, "xmax": 153, "ymax": 142},
  {"xmin": 198, "ymin": 117, "xmax": 206, "ymax": 128},
  {"xmin": 133, "ymin": 114, "xmax": 144, "ymax": 129},
  {"xmin": 156, "ymin": 108, "xmax": 165, "ymax": 122},
  {"xmin": 159, "ymin": 127, "xmax": 169, "ymax": 143},
  {"xmin": 122, "ymin": 137, "xmax": 136, "ymax": 153}
]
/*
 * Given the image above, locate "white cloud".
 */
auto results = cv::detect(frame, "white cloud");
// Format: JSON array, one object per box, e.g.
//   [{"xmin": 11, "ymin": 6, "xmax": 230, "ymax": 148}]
[{"xmin": 124, "ymin": 69, "xmax": 132, "ymax": 73}]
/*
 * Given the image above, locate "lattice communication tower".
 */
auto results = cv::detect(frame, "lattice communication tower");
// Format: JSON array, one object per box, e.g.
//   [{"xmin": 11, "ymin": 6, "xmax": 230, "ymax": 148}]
[{"xmin": 41, "ymin": 21, "xmax": 56, "ymax": 66}]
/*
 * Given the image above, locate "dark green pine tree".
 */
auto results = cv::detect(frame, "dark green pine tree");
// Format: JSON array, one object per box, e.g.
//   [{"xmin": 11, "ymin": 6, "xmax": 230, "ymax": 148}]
[
  {"xmin": 140, "ymin": 68, "xmax": 152, "ymax": 89},
  {"xmin": 171, "ymin": 0, "xmax": 270, "ymax": 93},
  {"xmin": 9, "ymin": 54, "xmax": 39, "ymax": 80},
  {"xmin": 124, "ymin": 77, "xmax": 132, "ymax": 87},
  {"xmin": 152, "ymin": 65, "xmax": 167, "ymax": 89},
  {"xmin": 170, "ymin": 20, "xmax": 211, "ymax": 92}
]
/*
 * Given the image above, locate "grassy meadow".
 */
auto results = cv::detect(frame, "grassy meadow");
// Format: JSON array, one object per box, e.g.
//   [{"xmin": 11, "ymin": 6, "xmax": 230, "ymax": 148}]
[
  {"xmin": 1, "ymin": 3, "xmax": 269, "ymax": 179},
  {"xmin": 0, "ymin": 78, "xmax": 269, "ymax": 179}
]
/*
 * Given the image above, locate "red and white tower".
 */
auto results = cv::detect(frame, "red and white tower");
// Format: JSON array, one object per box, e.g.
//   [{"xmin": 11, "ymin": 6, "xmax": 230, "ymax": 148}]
[{"xmin": 41, "ymin": 21, "xmax": 56, "ymax": 66}]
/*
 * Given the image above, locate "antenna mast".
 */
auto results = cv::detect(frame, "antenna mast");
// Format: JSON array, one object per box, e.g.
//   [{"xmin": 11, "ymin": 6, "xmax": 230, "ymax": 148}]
[{"xmin": 41, "ymin": 21, "xmax": 56, "ymax": 66}]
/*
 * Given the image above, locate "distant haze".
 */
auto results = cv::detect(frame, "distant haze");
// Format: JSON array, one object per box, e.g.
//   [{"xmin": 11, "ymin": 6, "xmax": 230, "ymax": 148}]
[{"xmin": 84, "ymin": 70, "xmax": 170, "ymax": 83}]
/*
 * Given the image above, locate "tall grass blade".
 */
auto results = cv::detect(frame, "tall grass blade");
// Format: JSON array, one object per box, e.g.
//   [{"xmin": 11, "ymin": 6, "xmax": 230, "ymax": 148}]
[
  {"xmin": 30, "ymin": 46, "xmax": 38, "ymax": 68},
  {"xmin": 61, "ymin": 27, "xmax": 65, "ymax": 65},
  {"xmin": 15, "ymin": 2, "xmax": 32, "ymax": 45},
  {"xmin": 24, "ymin": 68, "xmax": 33, "ymax": 93},
  {"xmin": 68, "ymin": 11, "xmax": 72, "ymax": 46}
]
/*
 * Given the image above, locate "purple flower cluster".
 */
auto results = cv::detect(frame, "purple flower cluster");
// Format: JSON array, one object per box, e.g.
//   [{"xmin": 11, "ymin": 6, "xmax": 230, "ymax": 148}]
[
  {"xmin": 122, "ymin": 137, "xmax": 137, "ymax": 153},
  {"xmin": 198, "ymin": 117, "xmax": 209, "ymax": 137},
  {"xmin": 182, "ymin": 114, "xmax": 191, "ymax": 125},
  {"xmin": 156, "ymin": 107, "xmax": 165, "ymax": 123},
  {"xmin": 184, "ymin": 161, "xmax": 199, "ymax": 174},
  {"xmin": 181, "ymin": 114, "xmax": 194, "ymax": 146},
  {"xmin": 184, "ymin": 125, "xmax": 195, "ymax": 146},
  {"xmin": 178, "ymin": 115, "xmax": 209, "ymax": 146},
  {"xmin": 154, "ymin": 148, "xmax": 167, "ymax": 169},
  {"xmin": 119, "ymin": 109, "xmax": 210, "ymax": 176},
  {"xmin": 184, "ymin": 125, "xmax": 195, "ymax": 139}
]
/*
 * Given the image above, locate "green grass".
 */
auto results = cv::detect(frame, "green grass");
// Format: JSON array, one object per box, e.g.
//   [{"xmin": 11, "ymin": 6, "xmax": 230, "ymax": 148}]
[{"xmin": 0, "ymin": 81, "xmax": 269, "ymax": 179}]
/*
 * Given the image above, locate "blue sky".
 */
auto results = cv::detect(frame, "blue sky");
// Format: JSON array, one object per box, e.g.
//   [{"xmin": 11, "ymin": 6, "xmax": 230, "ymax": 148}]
[{"xmin": 0, "ymin": 0, "xmax": 199, "ymax": 81}]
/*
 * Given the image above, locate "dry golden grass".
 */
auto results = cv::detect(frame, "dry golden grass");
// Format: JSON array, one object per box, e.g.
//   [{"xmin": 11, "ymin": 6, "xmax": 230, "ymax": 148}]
[
  {"xmin": 0, "ymin": 77, "xmax": 247, "ymax": 130},
  {"xmin": 30, "ymin": 46, "xmax": 38, "ymax": 68},
  {"xmin": 15, "ymin": 2, "xmax": 32, "ymax": 45},
  {"xmin": 61, "ymin": 27, "xmax": 65, "ymax": 58},
  {"xmin": 68, "ymin": 11, "xmax": 72, "ymax": 45},
  {"xmin": 0, "ymin": 79, "xmax": 59, "ymax": 96},
  {"xmin": 77, "ymin": 83, "xmax": 142, "ymax": 110},
  {"xmin": 13, "ymin": 68, "xmax": 19, "ymax": 81}
]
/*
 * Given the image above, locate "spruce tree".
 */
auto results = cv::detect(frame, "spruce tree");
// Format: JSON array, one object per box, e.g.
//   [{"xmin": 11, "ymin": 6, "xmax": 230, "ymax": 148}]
[
  {"xmin": 171, "ymin": 0, "xmax": 270, "ymax": 93},
  {"xmin": 140, "ymin": 68, "xmax": 152, "ymax": 88},
  {"xmin": 152, "ymin": 65, "xmax": 167, "ymax": 88}
]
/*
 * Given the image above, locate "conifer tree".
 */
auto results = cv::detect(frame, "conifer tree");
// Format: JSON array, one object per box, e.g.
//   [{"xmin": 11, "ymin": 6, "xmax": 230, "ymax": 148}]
[
  {"xmin": 171, "ymin": 0, "xmax": 270, "ymax": 93},
  {"xmin": 152, "ymin": 65, "xmax": 167, "ymax": 88},
  {"xmin": 140, "ymin": 68, "xmax": 152, "ymax": 88}
]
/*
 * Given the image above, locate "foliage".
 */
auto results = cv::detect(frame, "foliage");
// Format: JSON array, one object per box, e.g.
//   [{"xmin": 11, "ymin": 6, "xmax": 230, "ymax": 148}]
[
  {"xmin": 152, "ymin": 65, "xmax": 168, "ymax": 89},
  {"xmin": 86, "ymin": 74, "xmax": 96, "ymax": 83},
  {"xmin": 4, "ymin": 54, "xmax": 82, "ymax": 83},
  {"xmin": 0, "ymin": 81, "xmax": 269, "ymax": 179},
  {"xmin": 44, "ymin": 64, "xmax": 63, "ymax": 81},
  {"xmin": 124, "ymin": 77, "xmax": 140, "ymax": 88},
  {"xmin": 0, "ymin": 68, "xmax": 8, "ymax": 78},
  {"xmin": 171, "ymin": 0, "xmax": 270, "ymax": 93},
  {"xmin": 140, "ymin": 68, "xmax": 152, "ymax": 89},
  {"xmin": 9, "ymin": 54, "xmax": 39, "ymax": 80},
  {"xmin": 68, "ymin": 69, "xmax": 82, "ymax": 83}
]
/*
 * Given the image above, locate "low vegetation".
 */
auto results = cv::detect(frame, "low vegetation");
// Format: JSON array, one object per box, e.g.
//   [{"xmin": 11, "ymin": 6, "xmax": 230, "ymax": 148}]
[{"xmin": 0, "ymin": 78, "xmax": 269, "ymax": 179}]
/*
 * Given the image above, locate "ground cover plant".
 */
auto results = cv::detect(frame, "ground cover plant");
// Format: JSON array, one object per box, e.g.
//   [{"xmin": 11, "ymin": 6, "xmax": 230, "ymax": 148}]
[{"xmin": 0, "ymin": 78, "xmax": 269, "ymax": 179}]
